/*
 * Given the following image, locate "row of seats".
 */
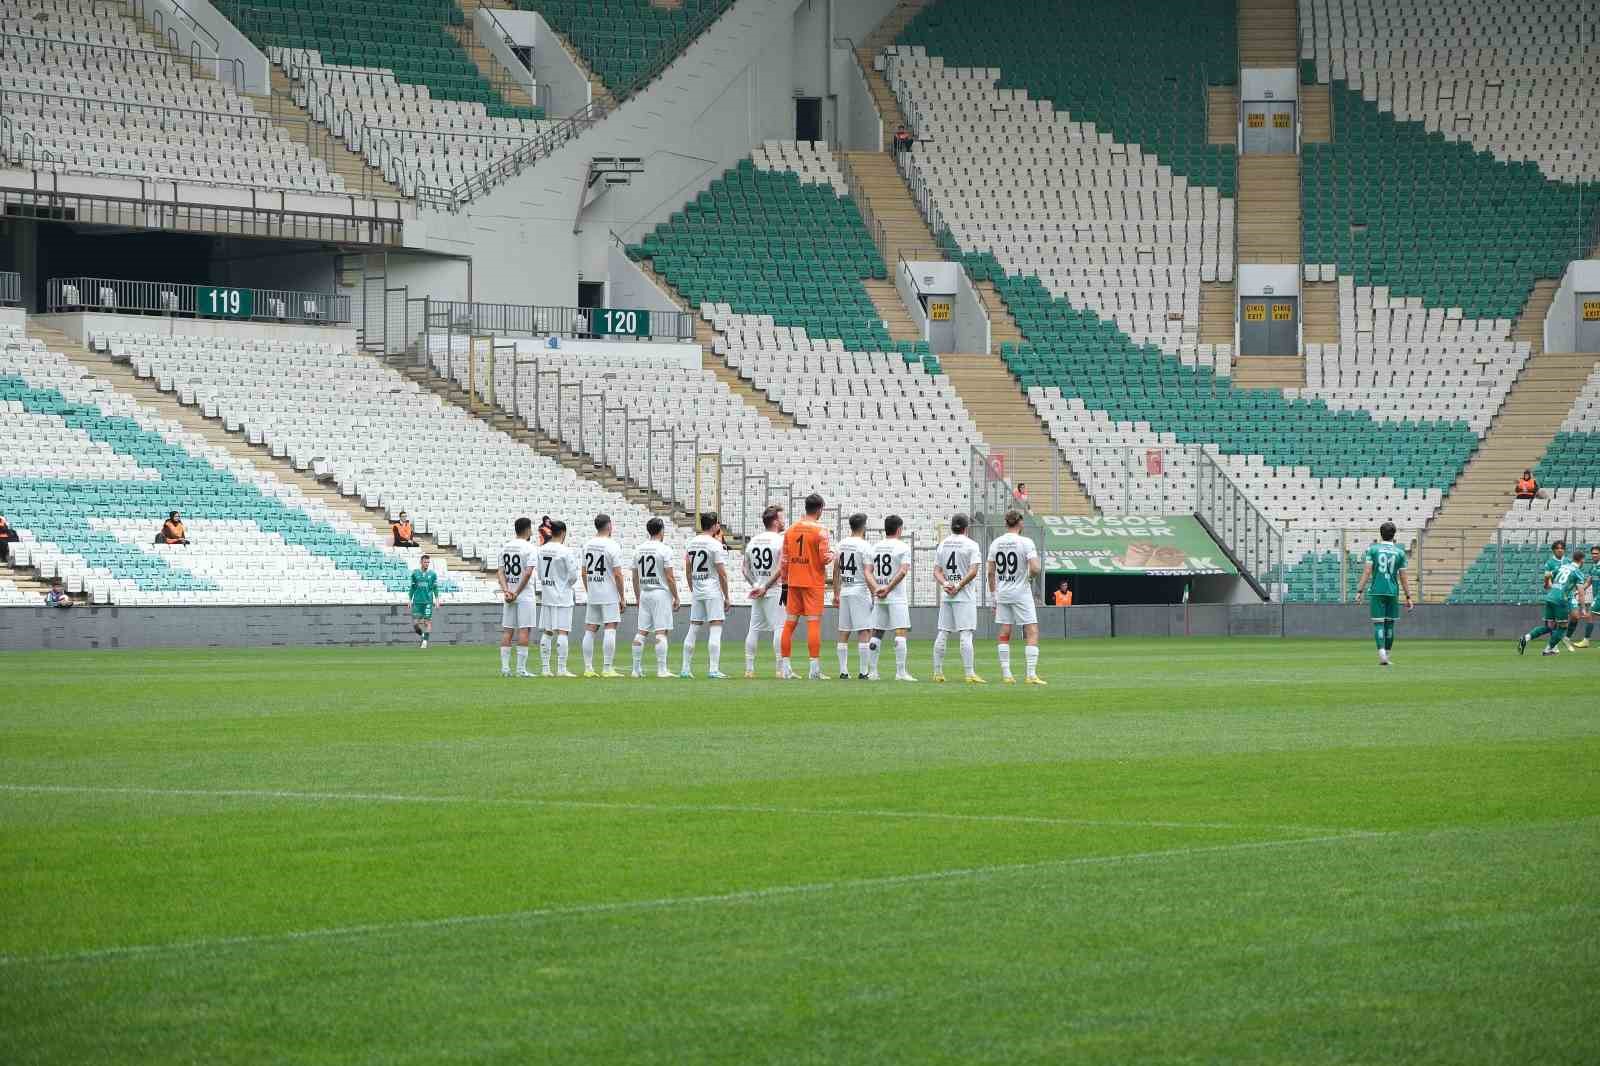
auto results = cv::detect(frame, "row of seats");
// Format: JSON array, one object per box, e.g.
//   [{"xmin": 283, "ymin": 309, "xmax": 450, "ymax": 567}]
[
  {"xmin": 0, "ymin": 578, "xmax": 44, "ymax": 606},
  {"xmin": 1, "ymin": 1, "xmax": 343, "ymax": 194},
  {"xmin": 2, "ymin": 322, "xmax": 495, "ymax": 606},
  {"xmin": 512, "ymin": 0, "xmax": 730, "ymax": 95},
  {"xmin": 1299, "ymin": 0, "xmax": 1600, "ymax": 182},
  {"xmin": 112, "ymin": 330, "xmax": 738, "ymax": 602},
  {"xmin": 1533, "ymin": 364, "xmax": 1600, "ymax": 490}
]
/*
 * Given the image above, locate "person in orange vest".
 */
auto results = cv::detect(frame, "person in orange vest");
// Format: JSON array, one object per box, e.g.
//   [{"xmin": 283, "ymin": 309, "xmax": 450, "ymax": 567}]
[
  {"xmin": 1515, "ymin": 470, "xmax": 1538, "ymax": 499},
  {"xmin": 1053, "ymin": 584, "xmax": 1072, "ymax": 607},
  {"xmin": 159, "ymin": 511, "xmax": 190, "ymax": 545},
  {"xmin": 392, "ymin": 511, "xmax": 419, "ymax": 547}
]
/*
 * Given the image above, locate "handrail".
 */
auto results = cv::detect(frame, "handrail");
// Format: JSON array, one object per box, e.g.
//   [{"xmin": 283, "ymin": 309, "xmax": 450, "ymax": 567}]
[
  {"xmin": 48, "ymin": 275, "xmax": 350, "ymax": 323},
  {"xmin": 0, "ymin": 270, "xmax": 21, "ymax": 306},
  {"xmin": 129, "ymin": 0, "xmax": 221, "ymax": 57}
]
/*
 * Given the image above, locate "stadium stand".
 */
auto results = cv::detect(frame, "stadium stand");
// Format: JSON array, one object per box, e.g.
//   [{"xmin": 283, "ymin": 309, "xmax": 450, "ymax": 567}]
[
  {"xmin": 1, "ymin": 321, "xmax": 496, "ymax": 606},
  {"xmin": 0, "ymin": 578, "xmax": 44, "ymax": 606},
  {"xmin": 0, "ymin": 0, "xmax": 342, "ymax": 192},
  {"xmin": 111, "ymin": 329, "xmax": 723, "ymax": 601},
  {"xmin": 511, "ymin": 0, "xmax": 730, "ymax": 96},
  {"xmin": 1299, "ymin": 0, "xmax": 1600, "ymax": 183}
]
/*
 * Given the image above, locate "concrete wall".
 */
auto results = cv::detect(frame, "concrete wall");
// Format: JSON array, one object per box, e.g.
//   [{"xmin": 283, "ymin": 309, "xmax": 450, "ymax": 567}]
[
  {"xmin": 487, "ymin": 9, "xmax": 591, "ymax": 118},
  {"xmin": 607, "ymin": 245, "xmax": 689, "ymax": 319},
  {"xmin": 836, "ymin": 42, "xmax": 882, "ymax": 151},
  {"xmin": 473, "ymin": 8, "xmax": 539, "ymax": 109},
  {"xmin": 1546, "ymin": 259, "xmax": 1600, "ymax": 354},
  {"xmin": 955, "ymin": 263, "xmax": 990, "ymax": 355},
  {"xmin": 1239, "ymin": 68, "xmax": 1298, "ymax": 102},
  {"xmin": 0, "ymin": 602, "xmax": 1549, "ymax": 651},
  {"xmin": 408, "ymin": 0, "xmax": 814, "ymax": 307},
  {"xmin": 145, "ymin": 0, "xmax": 271, "ymax": 94}
]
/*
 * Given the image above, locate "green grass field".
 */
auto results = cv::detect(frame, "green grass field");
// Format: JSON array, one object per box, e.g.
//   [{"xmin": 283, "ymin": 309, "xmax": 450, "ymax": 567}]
[{"xmin": 2, "ymin": 638, "xmax": 1597, "ymax": 1065}]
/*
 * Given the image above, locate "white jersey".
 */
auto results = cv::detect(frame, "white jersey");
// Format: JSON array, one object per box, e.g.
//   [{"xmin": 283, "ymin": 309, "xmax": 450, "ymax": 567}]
[
  {"xmin": 684, "ymin": 534, "xmax": 726, "ymax": 597},
  {"xmin": 743, "ymin": 531, "xmax": 783, "ymax": 598},
  {"xmin": 988, "ymin": 532, "xmax": 1039, "ymax": 605},
  {"xmin": 936, "ymin": 534, "xmax": 983, "ymax": 603},
  {"xmin": 868, "ymin": 538, "xmax": 913, "ymax": 604},
  {"xmin": 536, "ymin": 542, "xmax": 579, "ymax": 607},
  {"xmin": 580, "ymin": 535, "xmax": 624, "ymax": 605},
  {"xmin": 497, "ymin": 538, "xmax": 539, "ymax": 603},
  {"xmin": 633, "ymin": 540, "xmax": 675, "ymax": 594},
  {"xmin": 835, "ymin": 535, "xmax": 872, "ymax": 598}
]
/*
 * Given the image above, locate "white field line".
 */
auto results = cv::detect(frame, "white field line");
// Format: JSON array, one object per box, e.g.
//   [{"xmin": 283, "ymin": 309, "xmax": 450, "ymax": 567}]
[
  {"xmin": 0, "ymin": 783, "xmax": 1365, "ymax": 836},
  {"xmin": 0, "ymin": 831, "xmax": 1382, "ymax": 968}
]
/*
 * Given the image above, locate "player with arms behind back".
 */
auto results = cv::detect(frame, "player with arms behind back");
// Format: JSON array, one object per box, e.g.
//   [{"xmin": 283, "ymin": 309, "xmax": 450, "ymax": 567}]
[
  {"xmin": 631, "ymin": 517, "xmax": 679, "ymax": 678},
  {"xmin": 1354, "ymin": 521, "xmax": 1413, "ymax": 666},
  {"xmin": 987, "ymin": 510, "xmax": 1045, "ymax": 685},
  {"xmin": 497, "ymin": 517, "xmax": 539, "ymax": 677},
  {"xmin": 932, "ymin": 513, "xmax": 984, "ymax": 683},
  {"xmin": 779, "ymin": 493, "xmax": 834, "ymax": 680},
  {"xmin": 832, "ymin": 512, "xmax": 873, "ymax": 679},
  {"xmin": 743, "ymin": 505, "xmax": 786, "ymax": 678},
  {"xmin": 865, "ymin": 515, "xmax": 915, "ymax": 681},
  {"xmin": 409, "ymin": 553, "xmax": 438, "ymax": 650},
  {"xmin": 681, "ymin": 512, "xmax": 731, "ymax": 679},
  {"xmin": 536, "ymin": 520, "xmax": 579, "ymax": 677},
  {"xmin": 580, "ymin": 513, "xmax": 627, "ymax": 678}
]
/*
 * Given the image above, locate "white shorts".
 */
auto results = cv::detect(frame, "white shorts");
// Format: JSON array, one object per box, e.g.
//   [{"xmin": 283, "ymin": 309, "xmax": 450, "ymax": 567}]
[
  {"xmin": 538, "ymin": 604, "xmax": 573, "ymax": 632},
  {"xmin": 837, "ymin": 592, "xmax": 874, "ymax": 633},
  {"xmin": 690, "ymin": 594, "xmax": 725, "ymax": 624},
  {"xmin": 995, "ymin": 598, "xmax": 1038, "ymax": 627},
  {"xmin": 501, "ymin": 597, "xmax": 537, "ymax": 631},
  {"xmin": 584, "ymin": 601, "xmax": 621, "ymax": 627},
  {"xmin": 938, "ymin": 600, "xmax": 978, "ymax": 633},
  {"xmin": 637, "ymin": 589, "xmax": 675, "ymax": 633},
  {"xmin": 871, "ymin": 600, "xmax": 911, "ymax": 632},
  {"xmin": 749, "ymin": 594, "xmax": 783, "ymax": 633}
]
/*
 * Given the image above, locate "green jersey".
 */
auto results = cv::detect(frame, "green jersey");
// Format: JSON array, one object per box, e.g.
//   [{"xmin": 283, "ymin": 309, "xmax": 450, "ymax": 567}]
[
  {"xmin": 1545, "ymin": 559, "xmax": 1582, "ymax": 606},
  {"xmin": 409, "ymin": 569, "xmax": 438, "ymax": 608},
  {"xmin": 1363, "ymin": 541, "xmax": 1406, "ymax": 599}
]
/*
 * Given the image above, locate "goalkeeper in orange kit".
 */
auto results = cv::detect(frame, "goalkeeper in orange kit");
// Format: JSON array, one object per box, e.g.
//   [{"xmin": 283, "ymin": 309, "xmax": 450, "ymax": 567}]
[{"xmin": 778, "ymin": 492, "xmax": 834, "ymax": 680}]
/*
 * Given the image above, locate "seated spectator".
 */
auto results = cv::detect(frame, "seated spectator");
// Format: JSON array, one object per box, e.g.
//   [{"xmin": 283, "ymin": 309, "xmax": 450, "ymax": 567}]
[
  {"xmin": 44, "ymin": 579, "xmax": 72, "ymax": 609},
  {"xmin": 1515, "ymin": 470, "xmax": 1539, "ymax": 499},
  {"xmin": 392, "ymin": 511, "xmax": 419, "ymax": 548},
  {"xmin": 893, "ymin": 126, "xmax": 914, "ymax": 156},
  {"xmin": 1053, "ymin": 584, "xmax": 1072, "ymax": 607},
  {"xmin": 159, "ymin": 511, "xmax": 190, "ymax": 545},
  {"xmin": 0, "ymin": 514, "xmax": 16, "ymax": 563}
]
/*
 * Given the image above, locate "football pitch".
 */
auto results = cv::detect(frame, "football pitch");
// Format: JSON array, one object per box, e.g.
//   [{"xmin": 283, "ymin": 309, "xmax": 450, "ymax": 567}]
[{"xmin": 2, "ymin": 638, "xmax": 1596, "ymax": 1065}]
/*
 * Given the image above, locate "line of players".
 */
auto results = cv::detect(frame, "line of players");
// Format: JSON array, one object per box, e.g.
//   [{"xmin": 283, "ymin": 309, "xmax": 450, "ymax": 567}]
[
  {"xmin": 1517, "ymin": 539, "xmax": 1598, "ymax": 657},
  {"xmin": 492, "ymin": 495, "xmax": 1047, "ymax": 684}
]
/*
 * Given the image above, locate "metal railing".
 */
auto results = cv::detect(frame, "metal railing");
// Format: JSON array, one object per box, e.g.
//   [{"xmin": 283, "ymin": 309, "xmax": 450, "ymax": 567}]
[
  {"xmin": 0, "ymin": 271, "xmax": 20, "ymax": 306},
  {"xmin": 1, "ymin": 30, "xmax": 244, "ymax": 90},
  {"xmin": 1195, "ymin": 449, "xmax": 1283, "ymax": 596},
  {"xmin": 47, "ymin": 276, "xmax": 350, "ymax": 323},
  {"xmin": 413, "ymin": 298, "xmax": 694, "ymax": 344}
]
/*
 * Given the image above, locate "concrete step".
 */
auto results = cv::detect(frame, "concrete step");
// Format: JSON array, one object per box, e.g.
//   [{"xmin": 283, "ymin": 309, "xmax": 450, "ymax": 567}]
[{"xmin": 1208, "ymin": 86, "xmax": 1238, "ymax": 146}]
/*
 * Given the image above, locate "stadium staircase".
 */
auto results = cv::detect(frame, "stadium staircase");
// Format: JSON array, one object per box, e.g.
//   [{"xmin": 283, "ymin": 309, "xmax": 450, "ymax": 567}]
[
  {"xmin": 25, "ymin": 322, "xmax": 487, "ymax": 578},
  {"xmin": 1208, "ymin": 87, "xmax": 1238, "ymax": 147},
  {"xmin": 1300, "ymin": 83, "xmax": 1331, "ymax": 143},
  {"xmin": 1239, "ymin": 0, "xmax": 1297, "ymax": 67},
  {"xmin": 837, "ymin": 151, "xmax": 937, "ymax": 344},
  {"xmin": 386, "ymin": 351, "xmax": 700, "ymax": 531},
  {"xmin": 856, "ymin": 0, "xmax": 930, "ymax": 131},
  {"xmin": 447, "ymin": 0, "xmax": 540, "ymax": 113},
  {"xmin": 1417, "ymin": 349, "xmax": 1600, "ymax": 602},
  {"xmin": 1301, "ymin": 280, "xmax": 1338, "ymax": 350},
  {"xmin": 1199, "ymin": 283, "xmax": 1236, "ymax": 345},
  {"xmin": 122, "ymin": 5, "xmax": 405, "ymax": 199},
  {"xmin": 510, "ymin": 0, "xmax": 728, "ymax": 99},
  {"xmin": 977, "ymin": 283, "xmax": 1023, "ymax": 353},
  {"xmin": 939, "ymin": 355, "xmax": 1097, "ymax": 517}
]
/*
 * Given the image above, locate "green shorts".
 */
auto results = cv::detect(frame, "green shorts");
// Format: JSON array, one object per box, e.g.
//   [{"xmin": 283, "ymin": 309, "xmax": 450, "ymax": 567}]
[
  {"xmin": 411, "ymin": 602, "xmax": 434, "ymax": 621},
  {"xmin": 1542, "ymin": 598, "xmax": 1569, "ymax": 623},
  {"xmin": 1368, "ymin": 595, "xmax": 1399, "ymax": 621}
]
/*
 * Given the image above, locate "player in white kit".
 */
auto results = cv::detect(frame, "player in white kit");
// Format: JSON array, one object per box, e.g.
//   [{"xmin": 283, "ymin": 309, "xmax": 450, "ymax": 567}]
[
  {"xmin": 864, "ymin": 515, "xmax": 915, "ymax": 681},
  {"xmin": 535, "ymin": 520, "xmax": 580, "ymax": 677},
  {"xmin": 497, "ymin": 516, "xmax": 539, "ymax": 677},
  {"xmin": 987, "ymin": 509, "xmax": 1046, "ymax": 685},
  {"xmin": 579, "ymin": 513, "xmax": 627, "ymax": 678},
  {"xmin": 631, "ymin": 517, "xmax": 679, "ymax": 678},
  {"xmin": 681, "ymin": 511, "xmax": 731, "ymax": 679},
  {"xmin": 832, "ymin": 512, "xmax": 874, "ymax": 679},
  {"xmin": 742, "ymin": 504, "xmax": 786, "ymax": 678},
  {"xmin": 932, "ymin": 512, "xmax": 985, "ymax": 683}
]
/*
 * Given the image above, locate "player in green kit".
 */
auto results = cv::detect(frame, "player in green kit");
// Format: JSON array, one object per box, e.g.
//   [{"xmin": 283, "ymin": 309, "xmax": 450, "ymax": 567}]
[
  {"xmin": 409, "ymin": 554, "xmax": 439, "ymax": 649},
  {"xmin": 1354, "ymin": 522, "xmax": 1413, "ymax": 666},
  {"xmin": 1519, "ymin": 541, "xmax": 1584, "ymax": 657},
  {"xmin": 1574, "ymin": 545, "xmax": 1600, "ymax": 648}
]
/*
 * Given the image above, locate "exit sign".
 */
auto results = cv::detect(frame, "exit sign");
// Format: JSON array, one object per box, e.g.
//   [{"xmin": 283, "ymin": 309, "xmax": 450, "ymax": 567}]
[{"xmin": 199, "ymin": 286, "xmax": 254, "ymax": 318}]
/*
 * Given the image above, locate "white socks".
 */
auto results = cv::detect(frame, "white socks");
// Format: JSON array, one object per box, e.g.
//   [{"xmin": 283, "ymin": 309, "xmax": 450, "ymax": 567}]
[
  {"xmin": 632, "ymin": 636, "xmax": 644, "ymax": 675},
  {"xmin": 655, "ymin": 634, "xmax": 669, "ymax": 673},
  {"xmin": 500, "ymin": 646, "xmax": 511, "ymax": 672},
  {"xmin": 707, "ymin": 626, "xmax": 722, "ymax": 673},
  {"xmin": 539, "ymin": 634, "xmax": 551, "ymax": 673},
  {"xmin": 959, "ymin": 631, "xmax": 975, "ymax": 676},
  {"xmin": 749, "ymin": 629, "xmax": 763, "ymax": 673},
  {"xmin": 894, "ymin": 636, "xmax": 908, "ymax": 676},
  {"xmin": 515, "ymin": 646, "xmax": 528, "ymax": 674},
  {"xmin": 556, "ymin": 633, "xmax": 569, "ymax": 673},
  {"xmin": 582, "ymin": 630, "xmax": 595, "ymax": 671},
  {"xmin": 682, "ymin": 625, "xmax": 700, "ymax": 672},
  {"xmin": 1024, "ymin": 644, "xmax": 1039, "ymax": 679},
  {"xmin": 997, "ymin": 642, "xmax": 1012, "ymax": 679},
  {"xmin": 837, "ymin": 641, "xmax": 849, "ymax": 675},
  {"xmin": 603, "ymin": 629, "xmax": 616, "ymax": 671},
  {"xmin": 932, "ymin": 631, "xmax": 948, "ymax": 674},
  {"xmin": 867, "ymin": 637, "xmax": 881, "ymax": 675}
]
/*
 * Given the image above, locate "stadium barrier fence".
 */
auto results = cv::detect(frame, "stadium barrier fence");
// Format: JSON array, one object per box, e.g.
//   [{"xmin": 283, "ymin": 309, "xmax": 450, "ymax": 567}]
[
  {"xmin": 0, "ymin": 270, "xmax": 19, "ymax": 306},
  {"xmin": 46, "ymin": 276, "xmax": 350, "ymax": 324}
]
